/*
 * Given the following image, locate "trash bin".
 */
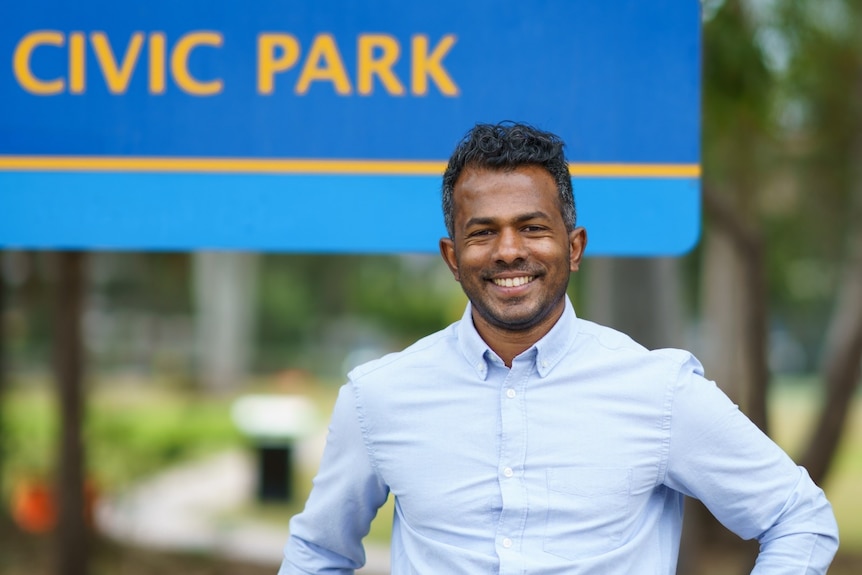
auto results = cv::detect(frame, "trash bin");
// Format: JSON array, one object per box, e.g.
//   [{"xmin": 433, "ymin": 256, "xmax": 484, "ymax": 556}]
[{"xmin": 231, "ymin": 394, "xmax": 318, "ymax": 502}]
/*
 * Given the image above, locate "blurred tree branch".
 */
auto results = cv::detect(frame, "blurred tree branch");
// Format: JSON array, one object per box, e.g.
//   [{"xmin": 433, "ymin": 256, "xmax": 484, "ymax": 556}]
[{"xmin": 701, "ymin": 186, "xmax": 770, "ymax": 433}]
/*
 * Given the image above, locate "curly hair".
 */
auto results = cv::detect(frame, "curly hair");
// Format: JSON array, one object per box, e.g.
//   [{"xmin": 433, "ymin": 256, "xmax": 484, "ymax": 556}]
[{"xmin": 441, "ymin": 122, "xmax": 576, "ymax": 238}]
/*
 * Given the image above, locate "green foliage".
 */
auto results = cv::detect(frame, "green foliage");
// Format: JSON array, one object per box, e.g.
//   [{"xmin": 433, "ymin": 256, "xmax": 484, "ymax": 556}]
[
  {"xmin": 348, "ymin": 255, "xmax": 464, "ymax": 344},
  {"xmin": 255, "ymin": 254, "xmax": 463, "ymax": 372},
  {"xmin": 85, "ymin": 389, "xmax": 244, "ymax": 490},
  {"xmin": 254, "ymin": 255, "xmax": 320, "ymax": 369},
  {"xmin": 703, "ymin": 0, "xmax": 772, "ymax": 186},
  {"xmin": 697, "ymin": 0, "xmax": 862, "ymax": 369},
  {"xmin": 1, "ymin": 388, "xmax": 55, "ymax": 484},
  {"xmin": 92, "ymin": 253, "xmax": 193, "ymax": 315},
  {"xmin": 776, "ymin": 0, "xmax": 862, "ymax": 240},
  {"xmin": 761, "ymin": 0, "xmax": 862, "ymax": 363},
  {"xmin": 1, "ymin": 383, "xmax": 243, "ymax": 497}
]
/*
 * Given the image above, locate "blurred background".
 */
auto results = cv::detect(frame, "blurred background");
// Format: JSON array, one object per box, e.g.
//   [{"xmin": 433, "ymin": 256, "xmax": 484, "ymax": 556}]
[{"xmin": 2, "ymin": 0, "xmax": 862, "ymax": 573}]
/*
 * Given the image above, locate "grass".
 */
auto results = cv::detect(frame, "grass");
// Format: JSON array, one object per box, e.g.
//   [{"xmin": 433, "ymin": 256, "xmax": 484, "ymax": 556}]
[{"xmin": 1, "ymin": 376, "xmax": 245, "ymax": 498}]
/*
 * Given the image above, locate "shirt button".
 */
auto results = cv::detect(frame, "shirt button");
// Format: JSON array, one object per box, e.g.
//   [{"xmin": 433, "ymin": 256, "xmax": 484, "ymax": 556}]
[
  {"xmin": 506, "ymin": 388, "xmax": 516, "ymax": 399},
  {"xmin": 503, "ymin": 467, "xmax": 514, "ymax": 478},
  {"xmin": 502, "ymin": 537, "xmax": 513, "ymax": 548}
]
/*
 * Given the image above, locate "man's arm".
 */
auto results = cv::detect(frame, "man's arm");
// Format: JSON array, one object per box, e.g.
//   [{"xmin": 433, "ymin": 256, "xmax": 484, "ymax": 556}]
[
  {"xmin": 279, "ymin": 382, "xmax": 390, "ymax": 575},
  {"xmin": 662, "ymin": 354, "xmax": 839, "ymax": 574}
]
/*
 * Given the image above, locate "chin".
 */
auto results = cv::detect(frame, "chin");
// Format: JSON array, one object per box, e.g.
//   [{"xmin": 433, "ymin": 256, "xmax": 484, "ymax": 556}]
[{"xmin": 490, "ymin": 312, "xmax": 544, "ymax": 331}]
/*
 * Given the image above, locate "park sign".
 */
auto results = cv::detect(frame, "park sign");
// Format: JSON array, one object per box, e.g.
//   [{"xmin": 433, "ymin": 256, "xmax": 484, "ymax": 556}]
[{"xmin": 0, "ymin": 0, "xmax": 701, "ymax": 255}]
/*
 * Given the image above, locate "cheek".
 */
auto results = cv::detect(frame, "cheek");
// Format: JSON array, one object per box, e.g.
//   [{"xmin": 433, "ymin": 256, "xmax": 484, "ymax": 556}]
[
  {"xmin": 453, "ymin": 250, "xmax": 484, "ymax": 282},
  {"xmin": 537, "ymin": 243, "xmax": 571, "ymax": 264}
]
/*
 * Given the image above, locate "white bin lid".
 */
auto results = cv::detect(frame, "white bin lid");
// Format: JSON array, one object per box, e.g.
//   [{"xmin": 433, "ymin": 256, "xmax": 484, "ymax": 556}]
[{"xmin": 231, "ymin": 394, "xmax": 319, "ymax": 440}]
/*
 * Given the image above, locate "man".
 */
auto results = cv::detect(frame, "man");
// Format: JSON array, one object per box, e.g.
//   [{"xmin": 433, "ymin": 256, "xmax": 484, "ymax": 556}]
[{"xmin": 279, "ymin": 122, "xmax": 838, "ymax": 574}]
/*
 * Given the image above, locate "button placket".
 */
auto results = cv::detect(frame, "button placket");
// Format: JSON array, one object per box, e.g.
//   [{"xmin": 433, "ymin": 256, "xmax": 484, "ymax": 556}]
[{"xmin": 495, "ymin": 361, "xmax": 531, "ymax": 571}]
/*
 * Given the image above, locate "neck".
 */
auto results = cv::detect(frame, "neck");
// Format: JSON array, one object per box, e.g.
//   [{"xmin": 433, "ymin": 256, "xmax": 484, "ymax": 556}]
[{"xmin": 472, "ymin": 304, "xmax": 564, "ymax": 367}]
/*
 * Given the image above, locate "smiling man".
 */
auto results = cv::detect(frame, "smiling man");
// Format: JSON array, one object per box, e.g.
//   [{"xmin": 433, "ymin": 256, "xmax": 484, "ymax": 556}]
[{"xmin": 278, "ymin": 122, "xmax": 838, "ymax": 574}]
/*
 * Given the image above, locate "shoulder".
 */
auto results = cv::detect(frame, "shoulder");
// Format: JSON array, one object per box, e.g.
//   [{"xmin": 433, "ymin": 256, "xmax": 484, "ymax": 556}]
[
  {"xmin": 573, "ymin": 318, "xmax": 646, "ymax": 353},
  {"xmin": 573, "ymin": 318, "xmax": 705, "ymax": 380},
  {"xmin": 345, "ymin": 322, "xmax": 466, "ymax": 414}
]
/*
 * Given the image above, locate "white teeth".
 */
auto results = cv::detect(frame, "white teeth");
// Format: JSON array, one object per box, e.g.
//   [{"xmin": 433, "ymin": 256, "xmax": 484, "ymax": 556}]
[{"xmin": 493, "ymin": 276, "xmax": 534, "ymax": 287}]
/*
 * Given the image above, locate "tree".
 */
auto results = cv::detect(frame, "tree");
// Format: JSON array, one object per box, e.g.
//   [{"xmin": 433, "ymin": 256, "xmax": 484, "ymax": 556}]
[
  {"xmin": 776, "ymin": 0, "xmax": 862, "ymax": 485},
  {"xmin": 52, "ymin": 251, "xmax": 89, "ymax": 575},
  {"xmin": 0, "ymin": 255, "xmax": 7, "ymax": 517},
  {"xmin": 685, "ymin": 1, "xmax": 862, "ymax": 571},
  {"xmin": 700, "ymin": 0, "xmax": 773, "ymax": 432},
  {"xmin": 678, "ymin": 1, "xmax": 785, "ymax": 570}
]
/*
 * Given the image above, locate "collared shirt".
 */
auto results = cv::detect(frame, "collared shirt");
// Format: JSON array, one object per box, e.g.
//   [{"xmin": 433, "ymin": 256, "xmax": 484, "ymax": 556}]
[{"xmin": 280, "ymin": 298, "xmax": 838, "ymax": 574}]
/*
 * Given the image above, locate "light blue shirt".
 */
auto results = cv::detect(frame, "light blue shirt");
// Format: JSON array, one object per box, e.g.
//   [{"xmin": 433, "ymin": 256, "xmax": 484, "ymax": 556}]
[{"xmin": 280, "ymin": 298, "xmax": 838, "ymax": 574}]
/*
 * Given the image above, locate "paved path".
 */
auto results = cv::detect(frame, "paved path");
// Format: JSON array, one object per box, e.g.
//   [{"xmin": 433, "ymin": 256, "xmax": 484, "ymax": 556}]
[{"xmin": 94, "ymin": 444, "xmax": 390, "ymax": 573}]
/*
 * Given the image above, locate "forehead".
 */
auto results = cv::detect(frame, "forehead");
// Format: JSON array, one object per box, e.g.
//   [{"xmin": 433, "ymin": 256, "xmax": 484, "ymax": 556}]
[{"xmin": 452, "ymin": 165, "xmax": 560, "ymax": 223}]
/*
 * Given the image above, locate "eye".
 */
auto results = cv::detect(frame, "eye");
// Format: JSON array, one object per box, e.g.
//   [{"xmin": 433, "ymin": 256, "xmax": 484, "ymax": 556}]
[
  {"xmin": 522, "ymin": 225, "xmax": 547, "ymax": 233},
  {"xmin": 468, "ymin": 228, "xmax": 494, "ymax": 238}
]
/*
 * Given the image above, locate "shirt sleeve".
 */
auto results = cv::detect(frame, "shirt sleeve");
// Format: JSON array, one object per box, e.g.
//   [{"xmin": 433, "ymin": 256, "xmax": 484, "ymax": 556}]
[
  {"xmin": 662, "ymin": 354, "xmax": 839, "ymax": 574},
  {"xmin": 279, "ymin": 381, "xmax": 390, "ymax": 575}
]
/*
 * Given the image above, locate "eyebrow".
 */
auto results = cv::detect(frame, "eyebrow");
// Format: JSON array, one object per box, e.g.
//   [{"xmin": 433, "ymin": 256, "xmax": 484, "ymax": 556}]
[{"xmin": 464, "ymin": 211, "xmax": 551, "ymax": 228}]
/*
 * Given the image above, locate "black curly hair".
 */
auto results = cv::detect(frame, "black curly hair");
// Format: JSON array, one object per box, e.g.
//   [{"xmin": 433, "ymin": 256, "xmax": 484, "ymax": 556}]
[{"xmin": 441, "ymin": 122, "xmax": 576, "ymax": 238}]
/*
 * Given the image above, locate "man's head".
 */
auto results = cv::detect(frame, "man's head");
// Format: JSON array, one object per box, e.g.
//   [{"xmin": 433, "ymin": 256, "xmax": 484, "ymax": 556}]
[
  {"xmin": 439, "ymin": 122, "xmax": 587, "ymax": 348},
  {"xmin": 442, "ymin": 122, "xmax": 576, "ymax": 239}
]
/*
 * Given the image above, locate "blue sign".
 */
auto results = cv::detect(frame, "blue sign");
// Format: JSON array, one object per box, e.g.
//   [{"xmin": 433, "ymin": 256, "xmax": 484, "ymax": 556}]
[{"xmin": 0, "ymin": 0, "xmax": 701, "ymax": 255}]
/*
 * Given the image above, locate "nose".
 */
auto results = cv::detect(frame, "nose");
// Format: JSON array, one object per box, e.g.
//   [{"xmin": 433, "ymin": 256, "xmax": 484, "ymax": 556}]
[{"xmin": 494, "ymin": 227, "xmax": 527, "ymax": 264}]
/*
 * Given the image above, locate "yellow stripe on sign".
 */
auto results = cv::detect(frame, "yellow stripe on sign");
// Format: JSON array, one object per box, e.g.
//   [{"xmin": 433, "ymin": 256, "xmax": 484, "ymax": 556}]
[
  {"xmin": 0, "ymin": 156, "xmax": 448, "ymax": 175},
  {"xmin": 0, "ymin": 156, "xmax": 700, "ymax": 178},
  {"xmin": 570, "ymin": 163, "xmax": 701, "ymax": 178}
]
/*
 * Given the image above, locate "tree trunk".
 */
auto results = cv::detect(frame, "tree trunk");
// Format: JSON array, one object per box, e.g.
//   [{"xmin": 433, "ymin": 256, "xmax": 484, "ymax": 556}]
[
  {"xmin": 52, "ymin": 251, "xmax": 88, "ymax": 575},
  {"xmin": 701, "ymin": 187, "xmax": 770, "ymax": 432},
  {"xmin": 685, "ymin": 187, "xmax": 770, "ymax": 574},
  {"xmin": 0, "ymin": 262, "xmax": 6, "ymax": 491},
  {"xmin": 193, "ymin": 252, "xmax": 257, "ymax": 391}
]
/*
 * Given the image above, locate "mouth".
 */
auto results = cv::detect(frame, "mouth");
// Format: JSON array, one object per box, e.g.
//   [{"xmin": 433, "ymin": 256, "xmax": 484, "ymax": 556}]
[{"xmin": 491, "ymin": 275, "xmax": 536, "ymax": 288}]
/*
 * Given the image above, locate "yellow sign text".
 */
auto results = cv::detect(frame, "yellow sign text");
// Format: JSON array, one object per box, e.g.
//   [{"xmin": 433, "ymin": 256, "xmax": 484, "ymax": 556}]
[
  {"xmin": 12, "ymin": 30, "xmax": 460, "ymax": 98},
  {"xmin": 13, "ymin": 30, "xmax": 224, "ymax": 96},
  {"xmin": 258, "ymin": 32, "xmax": 459, "ymax": 96}
]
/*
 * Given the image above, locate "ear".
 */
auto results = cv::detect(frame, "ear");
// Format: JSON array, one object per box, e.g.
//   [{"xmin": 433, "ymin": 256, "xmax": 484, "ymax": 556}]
[
  {"xmin": 568, "ymin": 227, "xmax": 587, "ymax": 272},
  {"xmin": 439, "ymin": 237, "xmax": 461, "ymax": 281}
]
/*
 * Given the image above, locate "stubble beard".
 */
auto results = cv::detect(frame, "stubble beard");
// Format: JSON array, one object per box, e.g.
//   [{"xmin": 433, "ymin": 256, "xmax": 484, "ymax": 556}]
[{"xmin": 467, "ymin": 275, "xmax": 569, "ymax": 334}]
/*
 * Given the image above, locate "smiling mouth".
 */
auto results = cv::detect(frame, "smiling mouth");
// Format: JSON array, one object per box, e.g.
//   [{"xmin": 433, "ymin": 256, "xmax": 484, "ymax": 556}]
[{"xmin": 492, "ymin": 276, "xmax": 535, "ymax": 288}]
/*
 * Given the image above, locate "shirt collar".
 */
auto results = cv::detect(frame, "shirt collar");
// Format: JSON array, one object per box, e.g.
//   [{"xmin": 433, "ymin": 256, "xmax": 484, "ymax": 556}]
[
  {"xmin": 534, "ymin": 296, "xmax": 579, "ymax": 377},
  {"xmin": 457, "ymin": 296, "xmax": 579, "ymax": 380},
  {"xmin": 457, "ymin": 302, "xmax": 493, "ymax": 380}
]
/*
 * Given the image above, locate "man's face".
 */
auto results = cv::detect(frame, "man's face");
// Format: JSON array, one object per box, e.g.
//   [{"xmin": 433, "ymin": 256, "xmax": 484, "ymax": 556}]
[{"xmin": 440, "ymin": 165, "xmax": 586, "ymax": 335}]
